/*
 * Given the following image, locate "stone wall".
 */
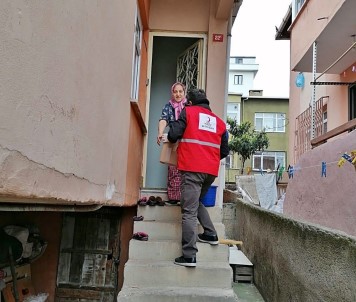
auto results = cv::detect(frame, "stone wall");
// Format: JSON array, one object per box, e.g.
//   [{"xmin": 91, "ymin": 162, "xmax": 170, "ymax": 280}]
[{"xmin": 222, "ymin": 190, "xmax": 356, "ymax": 302}]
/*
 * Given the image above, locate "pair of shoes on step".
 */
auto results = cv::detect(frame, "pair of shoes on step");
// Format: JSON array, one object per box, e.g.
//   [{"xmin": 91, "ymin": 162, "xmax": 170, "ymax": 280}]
[
  {"xmin": 147, "ymin": 196, "xmax": 165, "ymax": 206},
  {"xmin": 137, "ymin": 196, "xmax": 164, "ymax": 206},
  {"xmin": 165, "ymin": 200, "xmax": 180, "ymax": 206},
  {"xmin": 133, "ymin": 215, "xmax": 144, "ymax": 221},
  {"xmin": 132, "ymin": 231, "xmax": 148, "ymax": 241},
  {"xmin": 137, "ymin": 197, "xmax": 148, "ymax": 206}
]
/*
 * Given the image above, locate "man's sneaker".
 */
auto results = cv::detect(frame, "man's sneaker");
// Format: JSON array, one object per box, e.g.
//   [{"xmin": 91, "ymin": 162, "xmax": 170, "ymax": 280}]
[
  {"xmin": 197, "ymin": 233, "xmax": 219, "ymax": 245},
  {"xmin": 174, "ymin": 256, "xmax": 196, "ymax": 267}
]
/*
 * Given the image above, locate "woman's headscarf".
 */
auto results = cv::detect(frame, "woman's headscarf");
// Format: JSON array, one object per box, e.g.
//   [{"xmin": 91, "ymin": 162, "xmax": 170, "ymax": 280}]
[{"xmin": 169, "ymin": 82, "xmax": 187, "ymax": 120}]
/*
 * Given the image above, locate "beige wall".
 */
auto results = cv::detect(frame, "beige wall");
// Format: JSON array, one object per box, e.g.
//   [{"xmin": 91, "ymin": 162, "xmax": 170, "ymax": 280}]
[
  {"xmin": 0, "ymin": 1, "xmax": 138, "ymax": 205},
  {"xmin": 149, "ymin": 0, "xmax": 229, "ymax": 118}
]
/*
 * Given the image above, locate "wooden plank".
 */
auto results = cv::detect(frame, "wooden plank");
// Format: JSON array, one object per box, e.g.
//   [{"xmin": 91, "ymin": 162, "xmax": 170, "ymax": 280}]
[
  {"xmin": 311, "ymin": 118, "xmax": 356, "ymax": 147},
  {"xmin": 219, "ymin": 239, "xmax": 243, "ymax": 246}
]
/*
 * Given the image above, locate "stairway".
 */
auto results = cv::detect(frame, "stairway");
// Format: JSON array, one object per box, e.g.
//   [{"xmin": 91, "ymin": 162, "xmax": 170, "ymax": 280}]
[{"xmin": 117, "ymin": 200, "xmax": 239, "ymax": 301}]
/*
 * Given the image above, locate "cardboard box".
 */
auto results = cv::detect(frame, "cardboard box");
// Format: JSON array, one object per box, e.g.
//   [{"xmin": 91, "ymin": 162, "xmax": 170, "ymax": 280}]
[{"xmin": 160, "ymin": 141, "xmax": 178, "ymax": 166}]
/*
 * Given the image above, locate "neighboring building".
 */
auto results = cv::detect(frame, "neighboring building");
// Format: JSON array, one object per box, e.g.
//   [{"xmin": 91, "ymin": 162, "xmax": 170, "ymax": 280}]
[
  {"xmin": 228, "ymin": 56, "xmax": 259, "ymax": 96},
  {"xmin": 241, "ymin": 91, "xmax": 289, "ymax": 172},
  {"xmin": 0, "ymin": 0, "xmax": 241, "ymax": 299},
  {"xmin": 276, "ymin": 0, "xmax": 356, "ymax": 236},
  {"xmin": 226, "ymin": 57, "xmax": 260, "ymax": 181},
  {"xmin": 226, "ymin": 54, "xmax": 289, "ymax": 182}
]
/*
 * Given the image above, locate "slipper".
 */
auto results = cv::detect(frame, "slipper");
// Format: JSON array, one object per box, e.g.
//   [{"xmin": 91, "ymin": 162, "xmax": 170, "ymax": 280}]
[
  {"xmin": 133, "ymin": 215, "xmax": 144, "ymax": 221},
  {"xmin": 156, "ymin": 196, "xmax": 165, "ymax": 206},
  {"xmin": 133, "ymin": 232, "xmax": 148, "ymax": 241},
  {"xmin": 137, "ymin": 197, "xmax": 147, "ymax": 206},
  {"xmin": 147, "ymin": 196, "xmax": 157, "ymax": 206}
]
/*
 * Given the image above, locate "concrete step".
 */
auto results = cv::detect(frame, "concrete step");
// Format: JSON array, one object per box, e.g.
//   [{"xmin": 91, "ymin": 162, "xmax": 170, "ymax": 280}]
[
  {"xmin": 122, "ymin": 260, "xmax": 234, "ymax": 289},
  {"xmin": 137, "ymin": 205, "xmax": 222, "ymax": 222},
  {"xmin": 117, "ymin": 286, "xmax": 239, "ymax": 302},
  {"xmin": 129, "ymin": 239, "xmax": 229, "ymax": 262},
  {"xmin": 133, "ymin": 221, "xmax": 226, "ymax": 241}
]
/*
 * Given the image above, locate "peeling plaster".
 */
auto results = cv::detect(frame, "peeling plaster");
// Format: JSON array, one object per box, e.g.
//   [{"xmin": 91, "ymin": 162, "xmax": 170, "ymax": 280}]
[
  {"xmin": 105, "ymin": 183, "xmax": 116, "ymax": 201},
  {"xmin": 0, "ymin": 145, "xmax": 109, "ymax": 204}
]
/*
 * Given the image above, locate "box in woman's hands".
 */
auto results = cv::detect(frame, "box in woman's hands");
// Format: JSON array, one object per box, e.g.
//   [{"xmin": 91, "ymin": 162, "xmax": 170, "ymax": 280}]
[{"xmin": 160, "ymin": 141, "xmax": 178, "ymax": 166}]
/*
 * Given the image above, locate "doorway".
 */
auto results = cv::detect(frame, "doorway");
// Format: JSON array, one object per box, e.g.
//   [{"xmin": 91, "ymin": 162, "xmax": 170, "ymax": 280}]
[{"xmin": 144, "ymin": 33, "xmax": 206, "ymax": 189}]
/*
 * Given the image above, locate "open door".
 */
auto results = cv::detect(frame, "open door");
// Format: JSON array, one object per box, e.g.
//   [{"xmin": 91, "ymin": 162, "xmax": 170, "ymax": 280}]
[{"xmin": 144, "ymin": 34, "xmax": 206, "ymax": 190}]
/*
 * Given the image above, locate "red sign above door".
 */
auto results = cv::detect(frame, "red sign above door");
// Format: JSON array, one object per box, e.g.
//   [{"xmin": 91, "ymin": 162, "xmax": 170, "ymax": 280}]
[{"xmin": 212, "ymin": 34, "xmax": 224, "ymax": 42}]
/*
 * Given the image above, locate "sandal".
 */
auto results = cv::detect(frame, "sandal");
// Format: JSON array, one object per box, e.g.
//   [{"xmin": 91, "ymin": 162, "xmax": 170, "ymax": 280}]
[
  {"xmin": 133, "ymin": 215, "xmax": 144, "ymax": 221},
  {"xmin": 147, "ymin": 196, "xmax": 157, "ymax": 206},
  {"xmin": 156, "ymin": 196, "xmax": 165, "ymax": 206},
  {"xmin": 133, "ymin": 232, "xmax": 148, "ymax": 241},
  {"xmin": 137, "ymin": 197, "xmax": 147, "ymax": 206}
]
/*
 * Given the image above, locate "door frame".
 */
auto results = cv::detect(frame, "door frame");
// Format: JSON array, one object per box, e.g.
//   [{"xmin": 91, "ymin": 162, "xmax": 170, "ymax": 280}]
[{"xmin": 142, "ymin": 31, "xmax": 207, "ymax": 187}]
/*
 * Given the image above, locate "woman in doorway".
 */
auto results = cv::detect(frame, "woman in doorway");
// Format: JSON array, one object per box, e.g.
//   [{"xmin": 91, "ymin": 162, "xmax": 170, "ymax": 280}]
[{"xmin": 157, "ymin": 82, "xmax": 187, "ymax": 205}]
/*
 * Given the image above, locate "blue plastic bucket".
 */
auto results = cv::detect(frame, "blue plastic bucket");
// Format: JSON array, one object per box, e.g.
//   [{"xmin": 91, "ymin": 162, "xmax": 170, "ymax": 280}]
[{"xmin": 201, "ymin": 185, "xmax": 217, "ymax": 207}]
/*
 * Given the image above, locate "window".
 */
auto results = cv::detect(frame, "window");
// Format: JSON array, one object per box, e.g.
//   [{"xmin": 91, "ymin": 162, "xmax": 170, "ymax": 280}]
[
  {"xmin": 225, "ymin": 153, "xmax": 233, "ymax": 169},
  {"xmin": 253, "ymin": 151, "xmax": 286, "ymax": 171},
  {"xmin": 234, "ymin": 75, "xmax": 243, "ymax": 85},
  {"xmin": 227, "ymin": 102, "xmax": 240, "ymax": 124},
  {"xmin": 255, "ymin": 113, "xmax": 286, "ymax": 132},
  {"xmin": 230, "ymin": 57, "xmax": 243, "ymax": 64},
  {"xmin": 322, "ymin": 111, "xmax": 327, "ymax": 134},
  {"xmin": 131, "ymin": 8, "xmax": 142, "ymax": 100}
]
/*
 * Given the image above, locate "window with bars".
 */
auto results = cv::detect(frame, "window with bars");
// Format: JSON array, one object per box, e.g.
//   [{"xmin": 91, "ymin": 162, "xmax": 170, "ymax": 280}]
[
  {"xmin": 255, "ymin": 113, "xmax": 286, "ymax": 132},
  {"xmin": 234, "ymin": 75, "xmax": 243, "ymax": 85},
  {"xmin": 252, "ymin": 151, "xmax": 286, "ymax": 171},
  {"xmin": 227, "ymin": 103, "xmax": 240, "ymax": 124},
  {"xmin": 131, "ymin": 8, "xmax": 142, "ymax": 100}
]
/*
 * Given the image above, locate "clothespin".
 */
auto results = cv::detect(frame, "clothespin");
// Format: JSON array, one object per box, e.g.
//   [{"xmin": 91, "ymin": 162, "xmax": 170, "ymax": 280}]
[
  {"xmin": 338, "ymin": 157, "xmax": 346, "ymax": 167},
  {"xmin": 277, "ymin": 166, "xmax": 284, "ymax": 182},
  {"xmin": 321, "ymin": 161, "xmax": 326, "ymax": 177},
  {"xmin": 342, "ymin": 153, "xmax": 353, "ymax": 163},
  {"xmin": 350, "ymin": 150, "xmax": 356, "ymax": 165},
  {"xmin": 288, "ymin": 165, "xmax": 294, "ymax": 179}
]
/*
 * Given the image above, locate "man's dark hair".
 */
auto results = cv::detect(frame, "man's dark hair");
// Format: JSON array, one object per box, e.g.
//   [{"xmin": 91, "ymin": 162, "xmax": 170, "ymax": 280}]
[{"xmin": 186, "ymin": 89, "xmax": 208, "ymax": 105}]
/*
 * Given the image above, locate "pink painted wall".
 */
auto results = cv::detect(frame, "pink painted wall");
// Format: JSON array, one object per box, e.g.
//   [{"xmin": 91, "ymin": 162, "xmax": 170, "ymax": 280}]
[
  {"xmin": 290, "ymin": 0, "xmax": 345, "ymax": 70},
  {"xmin": 284, "ymin": 130, "xmax": 356, "ymax": 237},
  {"xmin": 0, "ymin": 1, "xmax": 138, "ymax": 205}
]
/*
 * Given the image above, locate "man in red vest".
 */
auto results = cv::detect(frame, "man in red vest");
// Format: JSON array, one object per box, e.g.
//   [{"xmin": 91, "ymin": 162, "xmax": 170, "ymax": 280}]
[{"xmin": 167, "ymin": 88, "xmax": 229, "ymax": 267}]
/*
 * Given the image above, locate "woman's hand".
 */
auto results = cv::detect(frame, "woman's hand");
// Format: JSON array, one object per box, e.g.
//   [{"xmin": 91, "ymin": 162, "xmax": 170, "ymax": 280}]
[
  {"xmin": 157, "ymin": 133, "xmax": 163, "ymax": 145},
  {"xmin": 157, "ymin": 133, "xmax": 168, "ymax": 145}
]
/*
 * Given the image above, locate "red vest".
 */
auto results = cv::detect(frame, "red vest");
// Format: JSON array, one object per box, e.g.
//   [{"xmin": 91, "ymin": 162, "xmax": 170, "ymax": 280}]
[{"xmin": 177, "ymin": 106, "xmax": 226, "ymax": 176}]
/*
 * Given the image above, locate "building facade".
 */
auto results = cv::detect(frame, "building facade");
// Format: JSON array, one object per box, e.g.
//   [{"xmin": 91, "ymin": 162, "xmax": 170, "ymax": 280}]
[
  {"xmin": 276, "ymin": 0, "xmax": 356, "ymax": 236},
  {"xmin": 0, "ymin": 0, "xmax": 241, "ymax": 299}
]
